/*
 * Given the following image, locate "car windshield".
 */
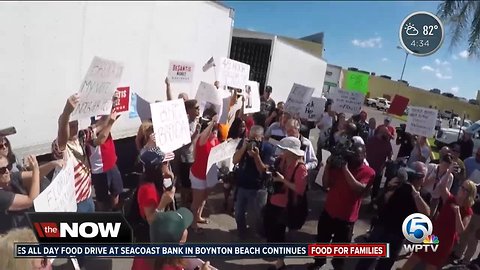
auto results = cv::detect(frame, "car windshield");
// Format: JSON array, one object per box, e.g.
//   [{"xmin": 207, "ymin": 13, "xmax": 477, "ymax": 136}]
[{"xmin": 466, "ymin": 123, "xmax": 480, "ymax": 133}]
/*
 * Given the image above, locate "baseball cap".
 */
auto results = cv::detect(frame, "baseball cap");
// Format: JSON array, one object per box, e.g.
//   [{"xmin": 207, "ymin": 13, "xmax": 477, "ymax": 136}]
[
  {"xmin": 140, "ymin": 147, "xmax": 165, "ymax": 170},
  {"xmin": 265, "ymin": 86, "xmax": 273, "ymax": 93},
  {"xmin": 150, "ymin": 207, "xmax": 194, "ymax": 243},
  {"xmin": 277, "ymin": 136, "xmax": 305, "ymax": 157}
]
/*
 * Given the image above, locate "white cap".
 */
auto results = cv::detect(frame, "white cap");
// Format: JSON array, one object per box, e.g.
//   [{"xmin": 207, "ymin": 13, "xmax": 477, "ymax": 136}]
[
  {"xmin": 277, "ymin": 136, "xmax": 305, "ymax": 157},
  {"xmin": 352, "ymin": 136, "xmax": 365, "ymax": 145}
]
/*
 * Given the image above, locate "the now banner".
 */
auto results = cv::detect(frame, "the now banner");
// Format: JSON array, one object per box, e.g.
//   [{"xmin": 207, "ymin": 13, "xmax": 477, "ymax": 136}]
[{"xmin": 16, "ymin": 243, "xmax": 389, "ymax": 258}]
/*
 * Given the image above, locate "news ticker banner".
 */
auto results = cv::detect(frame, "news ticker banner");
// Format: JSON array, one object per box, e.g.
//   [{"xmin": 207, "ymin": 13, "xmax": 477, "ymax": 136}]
[{"xmin": 16, "ymin": 243, "xmax": 389, "ymax": 258}]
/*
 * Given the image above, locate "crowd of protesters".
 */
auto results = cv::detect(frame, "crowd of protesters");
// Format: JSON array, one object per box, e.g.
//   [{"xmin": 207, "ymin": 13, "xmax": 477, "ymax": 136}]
[{"xmin": 1, "ymin": 79, "xmax": 480, "ymax": 270}]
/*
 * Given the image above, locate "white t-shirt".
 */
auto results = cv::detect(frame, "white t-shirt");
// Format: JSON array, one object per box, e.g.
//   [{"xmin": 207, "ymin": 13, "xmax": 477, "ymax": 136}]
[
  {"xmin": 423, "ymin": 164, "xmax": 454, "ymax": 199},
  {"xmin": 408, "ymin": 144, "xmax": 431, "ymax": 165}
]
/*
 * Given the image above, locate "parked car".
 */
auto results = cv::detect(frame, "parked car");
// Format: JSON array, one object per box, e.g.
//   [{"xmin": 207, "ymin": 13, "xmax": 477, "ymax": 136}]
[
  {"xmin": 376, "ymin": 98, "xmax": 390, "ymax": 111},
  {"xmin": 366, "ymin": 97, "xmax": 377, "ymax": 106},
  {"xmin": 435, "ymin": 121, "xmax": 480, "ymax": 153},
  {"xmin": 440, "ymin": 110, "xmax": 453, "ymax": 119}
]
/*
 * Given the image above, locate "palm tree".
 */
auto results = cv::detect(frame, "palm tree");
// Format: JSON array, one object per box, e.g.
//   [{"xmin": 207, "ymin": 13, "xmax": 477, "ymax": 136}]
[{"xmin": 437, "ymin": 1, "xmax": 480, "ymax": 57}]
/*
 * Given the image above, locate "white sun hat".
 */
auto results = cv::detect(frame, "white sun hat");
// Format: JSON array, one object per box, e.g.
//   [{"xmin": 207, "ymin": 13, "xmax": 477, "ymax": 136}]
[{"xmin": 276, "ymin": 136, "xmax": 305, "ymax": 157}]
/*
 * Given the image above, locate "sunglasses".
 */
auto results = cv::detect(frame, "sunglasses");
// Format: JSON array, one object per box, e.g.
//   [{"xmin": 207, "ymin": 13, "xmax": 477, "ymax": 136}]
[
  {"xmin": 0, "ymin": 143, "xmax": 7, "ymax": 149},
  {"xmin": 0, "ymin": 166, "xmax": 9, "ymax": 175}
]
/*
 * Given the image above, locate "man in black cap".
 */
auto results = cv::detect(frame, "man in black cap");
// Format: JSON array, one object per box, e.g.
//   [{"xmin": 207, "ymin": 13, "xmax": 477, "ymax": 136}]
[{"xmin": 260, "ymin": 85, "xmax": 276, "ymax": 125}]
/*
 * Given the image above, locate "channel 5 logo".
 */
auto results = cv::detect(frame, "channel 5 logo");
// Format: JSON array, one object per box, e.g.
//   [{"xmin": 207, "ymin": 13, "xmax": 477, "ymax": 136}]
[
  {"xmin": 402, "ymin": 213, "xmax": 439, "ymax": 252},
  {"xmin": 26, "ymin": 212, "xmax": 133, "ymax": 244}
]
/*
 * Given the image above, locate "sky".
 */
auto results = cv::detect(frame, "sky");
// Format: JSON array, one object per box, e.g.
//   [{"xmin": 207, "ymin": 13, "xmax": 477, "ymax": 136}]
[{"xmin": 224, "ymin": 1, "xmax": 479, "ymax": 100}]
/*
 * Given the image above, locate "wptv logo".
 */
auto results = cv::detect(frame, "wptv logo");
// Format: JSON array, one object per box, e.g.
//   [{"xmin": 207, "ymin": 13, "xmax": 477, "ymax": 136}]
[
  {"xmin": 402, "ymin": 213, "xmax": 439, "ymax": 253},
  {"xmin": 26, "ymin": 213, "xmax": 133, "ymax": 243}
]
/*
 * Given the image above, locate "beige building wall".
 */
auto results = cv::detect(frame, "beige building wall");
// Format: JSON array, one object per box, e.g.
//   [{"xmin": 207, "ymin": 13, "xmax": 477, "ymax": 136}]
[{"xmin": 341, "ymin": 72, "xmax": 480, "ymax": 120}]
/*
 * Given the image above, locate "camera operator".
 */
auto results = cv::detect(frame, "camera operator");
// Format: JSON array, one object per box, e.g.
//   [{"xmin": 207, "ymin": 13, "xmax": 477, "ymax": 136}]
[
  {"xmin": 232, "ymin": 125, "xmax": 275, "ymax": 238},
  {"xmin": 308, "ymin": 143, "xmax": 375, "ymax": 270},
  {"xmin": 263, "ymin": 137, "xmax": 308, "ymax": 270},
  {"xmin": 355, "ymin": 161, "xmax": 430, "ymax": 270}
]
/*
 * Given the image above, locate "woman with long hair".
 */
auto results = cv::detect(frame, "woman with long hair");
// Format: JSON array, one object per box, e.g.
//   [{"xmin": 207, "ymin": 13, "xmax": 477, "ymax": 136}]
[
  {"xmin": 190, "ymin": 115, "xmax": 220, "ymax": 232},
  {"xmin": 401, "ymin": 176, "xmax": 477, "ymax": 270}
]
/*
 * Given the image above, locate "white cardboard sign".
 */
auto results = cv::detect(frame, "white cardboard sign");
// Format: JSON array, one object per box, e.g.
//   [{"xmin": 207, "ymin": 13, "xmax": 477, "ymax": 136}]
[
  {"xmin": 284, "ymin": 83, "xmax": 315, "ymax": 116},
  {"xmin": 243, "ymin": 81, "xmax": 261, "ymax": 114},
  {"xmin": 301, "ymin": 96, "xmax": 327, "ymax": 121},
  {"xmin": 195, "ymin": 82, "xmax": 223, "ymax": 117},
  {"xmin": 34, "ymin": 159, "xmax": 77, "ymax": 212},
  {"xmin": 405, "ymin": 106, "xmax": 438, "ymax": 138},
  {"xmin": 217, "ymin": 57, "xmax": 250, "ymax": 89},
  {"xmin": 71, "ymin": 56, "xmax": 124, "ymax": 120},
  {"xmin": 329, "ymin": 87, "xmax": 364, "ymax": 115},
  {"xmin": 168, "ymin": 60, "xmax": 194, "ymax": 83},
  {"xmin": 150, "ymin": 99, "xmax": 191, "ymax": 153},
  {"xmin": 206, "ymin": 138, "xmax": 241, "ymax": 174}
]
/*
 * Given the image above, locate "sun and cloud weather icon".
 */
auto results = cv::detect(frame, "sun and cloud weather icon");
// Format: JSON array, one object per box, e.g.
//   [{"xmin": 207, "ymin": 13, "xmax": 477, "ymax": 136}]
[{"xmin": 404, "ymin": 23, "xmax": 419, "ymax": 36}]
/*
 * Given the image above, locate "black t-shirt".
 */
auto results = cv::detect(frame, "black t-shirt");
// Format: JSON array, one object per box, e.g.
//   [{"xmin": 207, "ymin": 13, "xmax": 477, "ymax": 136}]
[
  {"xmin": 260, "ymin": 97, "xmax": 276, "ymax": 117},
  {"xmin": 378, "ymin": 183, "xmax": 417, "ymax": 237},
  {"xmin": 0, "ymin": 172, "xmax": 31, "ymax": 234}
]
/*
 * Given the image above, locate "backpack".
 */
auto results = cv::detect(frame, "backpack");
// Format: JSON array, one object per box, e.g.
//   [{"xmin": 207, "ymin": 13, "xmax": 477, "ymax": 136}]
[
  {"xmin": 286, "ymin": 163, "xmax": 309, "ymax": 231},
  {"xmin": 122, "ymin": 188, "xmax": 150, "ymax": 243}
]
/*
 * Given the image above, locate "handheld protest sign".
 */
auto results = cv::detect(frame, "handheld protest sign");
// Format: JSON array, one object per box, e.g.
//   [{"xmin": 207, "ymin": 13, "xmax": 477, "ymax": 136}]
[
  {"xmin": 388, "ymin": 95, "xmax": 409, "ymax": 116},
  {"xmin": 329, "ymin": 87, "xmax": 364, "ymax": 115},
  {"xmin": 284, "ymin": 83, "xmax": 315, "ymax": 116},
  {"xmin": 344, "ymin": 71, "xmax": 369, "ymax": 95},
  {"xmin": 0, "ymin": 126, "xmax": 16, "ymax": 137},
  {"xmin": 150, "ymin": 99, "xmax": 191, "ymax": 153},
  {"xmin": 71, "ymin": 56, "xmax": 124, "ymax": 121},
  {"xmin": 405, "ymin": 106, "xmax": 438, "ymax": 137},
  {"xmin": 168, "ymin": 60, "xmax": 194, "ymax": 83}
]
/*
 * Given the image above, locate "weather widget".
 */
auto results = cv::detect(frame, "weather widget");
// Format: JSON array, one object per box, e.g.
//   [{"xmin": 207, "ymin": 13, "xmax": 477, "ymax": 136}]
[{"xmin": 399, "ymin": 11, "xmax": 444, "ymax": 56}]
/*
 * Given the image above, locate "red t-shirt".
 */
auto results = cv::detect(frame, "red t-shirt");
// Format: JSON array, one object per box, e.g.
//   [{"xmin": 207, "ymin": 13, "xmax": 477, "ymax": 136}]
[
  {"xmin": 245, "ymin": 116, "xmax": 254, "ymax": 134},
  {"xmin": 324, "ymin": 164, "xmax": 375, "ymax": 222},
  {"xmin": 137, "ymin": 182, "xmax": 160, "ymax": 219},
  {"xmin": 190, "ymin": 138, "xmax": 219, "ymax": 180},
  {"xmin": 365, "ymin": 136, "xmax": 392, "ymax": 172},
  {"xmin": 86, "ymin": 131, "xmax": 118, "ymax": 174},
  {"xmin": 378, "ymin": 124, "xmax": 395, "ymax": 139}
]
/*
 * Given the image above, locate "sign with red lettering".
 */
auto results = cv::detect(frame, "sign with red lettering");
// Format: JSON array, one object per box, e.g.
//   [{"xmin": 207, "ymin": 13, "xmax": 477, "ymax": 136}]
[
  {"xmin": 114, "ymin": 87, "xmax": 130, "ymax": 113},
  {"xmin": 168, "ymin": 61, "xmax": 194, "ymax": 83}
]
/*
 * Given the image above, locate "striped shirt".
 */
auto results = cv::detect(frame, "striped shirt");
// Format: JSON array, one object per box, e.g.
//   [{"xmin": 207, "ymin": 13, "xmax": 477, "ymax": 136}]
[{"xmin": 52, "ymin": 139, "xmax": 92, "ymax": 203}]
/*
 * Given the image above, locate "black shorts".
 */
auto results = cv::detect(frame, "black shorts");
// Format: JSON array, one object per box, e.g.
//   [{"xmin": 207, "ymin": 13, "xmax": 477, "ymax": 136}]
[
  {"xmin": 179, "ymin": 162, "xmax": 193, "ymax": 189},
  {"xmin": 92, "ymin": 165, "xmax": 124, "ymax": 202}
]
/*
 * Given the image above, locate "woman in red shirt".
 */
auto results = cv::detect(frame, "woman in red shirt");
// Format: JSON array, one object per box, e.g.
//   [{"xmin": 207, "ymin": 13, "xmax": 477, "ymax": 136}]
[
  {"xmin": 401, "ymin": 169, "xmax": 477, "ymax": 270},
  {"xmin": 190, "ymin": 115, "xmax": 220, "ymax": 231},
  {"xmin": 264, "ymin": 137, "xmax": 308, "ymax": 270}
]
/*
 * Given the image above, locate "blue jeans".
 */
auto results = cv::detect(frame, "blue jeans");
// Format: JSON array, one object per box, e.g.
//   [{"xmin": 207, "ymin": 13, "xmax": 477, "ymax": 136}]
[
  {"xmin": 355, "ymin": 225, "xmax": 404, "ymax": 270},
  {"xmin": 77, "ymin": 197, "xmax": 95, "ymax": 213},
  {"xmin": 234, "ymin": 187, "xmax": 267, "ymax": 235}
]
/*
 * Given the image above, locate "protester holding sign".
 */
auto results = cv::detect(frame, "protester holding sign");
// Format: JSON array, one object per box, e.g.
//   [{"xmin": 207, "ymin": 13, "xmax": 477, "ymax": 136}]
[
  {"xmin": 285, "ymin": 119, "xmax": 318, "ymax": 171},
  {"xmin": 52, "ymin": 94, "xmax": 94, "ymax": 213},
  {"xmin": 190, "ymin": 115, "xmax": 220, "ymax": 232},
  {"xmin": 315, "ymin": 100, "xmax": 335, "ymax": 165},
  {"xmin": 177, "ymin": 100, "xmax": 201, "ymax": 208},
  {"xmin": 85, "ymin": 108, "xmax": 123, "ymax": 212},
  {"xmin": 408, "ymin": 136, "xmax": 432, "ymax": 166}
]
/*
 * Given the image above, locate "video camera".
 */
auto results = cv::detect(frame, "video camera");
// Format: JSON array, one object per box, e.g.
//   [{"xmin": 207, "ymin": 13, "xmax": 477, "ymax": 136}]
[
  {"xmin": 263, "ymin": 158, "xmax": 283, "ymax": 195},
  {"xmin": 329, "ymin": 135, "xmax": 356, "ymax": 169}
]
